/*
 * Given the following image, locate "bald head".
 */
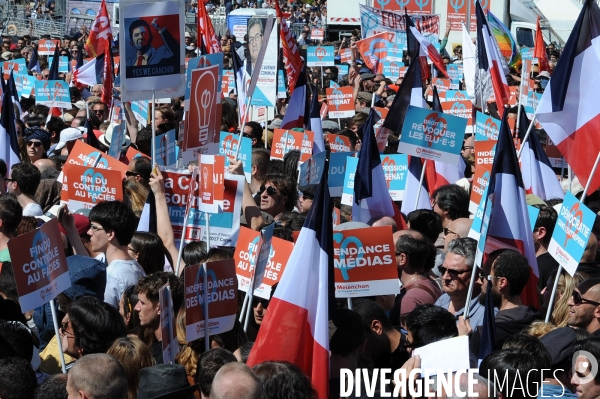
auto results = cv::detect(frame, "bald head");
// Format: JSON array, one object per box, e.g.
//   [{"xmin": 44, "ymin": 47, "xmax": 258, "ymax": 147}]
[
  {"xmin": 67, "ymin": 354, "xmax": 127, "ymax": 399},
  {"xmin": 33, "ymin": 159, "xmax": 56, "ymax": 173},
  {"xmin": 393, "ymin": 229, "xmax": 424, "ymax": 247},
  {"xmin": 369, "ymin": 216, "xmax": 398, "ymax": 233},
  {"xmin": 444, "ymin": 218, "xmax": 473, "ymax": 252},
  {"xmin": 581, "ymin": 234, "xmax": 598, "ymax": 263},
  {"xmin": 210, "ymin": 362, "xmax": 262, "ymax": 399}
]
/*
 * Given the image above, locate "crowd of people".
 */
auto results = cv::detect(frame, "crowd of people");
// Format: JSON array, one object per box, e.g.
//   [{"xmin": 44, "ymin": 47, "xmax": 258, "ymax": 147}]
[{"xmin": 1, "ymin": 1, "xmax": 600, "ymax": 399}]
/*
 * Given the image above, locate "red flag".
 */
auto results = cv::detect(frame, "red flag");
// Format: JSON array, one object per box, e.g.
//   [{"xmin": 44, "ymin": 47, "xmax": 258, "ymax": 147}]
[
  {"xmin": 409, "ymin": 26, "xmax": 449, "ymax": 79},
  {"xmin": 85, "ymin": 0, "xmax": 113, "ymax": 58},
  {"xmin": 197, "ymin": 0, "xmax": 222, "ymax": 54},
  {"xmin": 534, "ymin": 17, "xmax": 549, "ymax": 73},
  {"xmin": 101, "ymin": 46, "xmax": 113, "ymax": 108},
  {"xmin": 355, "ymin": 32, "xmax": 394, "ymax": 74},
  {"xmin": 275, "ymin": 0, "xmax": 303, "ymax": 95}
]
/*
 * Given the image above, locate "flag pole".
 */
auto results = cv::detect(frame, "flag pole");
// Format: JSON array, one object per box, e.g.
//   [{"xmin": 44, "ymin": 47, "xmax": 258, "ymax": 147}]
[
  {"xmin": 515, "ymin": 62, "xmax": 527, "ymax": 136},
  {"xmin": 347, "ymin": 298, "xmax": 352, "ymax": 309},
  {"xmin": 50, "ymin": 300, "xmax": 67, "ymax": 373},
  {"xmin": 516, "ymin": 115, "xmax": 537, "ymax": 159},
  {"xmin": 546, "ymin": 152, "xmax": 600, "ymax": 322},
  {"xmin": 414, "ymin": 159, "xmax": 427, "ymax": 210},
  {"xmin": 202, "ymin": 262, "xmax": 210, "ymax": 352},
  {"xmin": 151, "ymin": 91, "xmax": 156, "ymax": 167},
  {"xmin": 234, "ymin": 95, "xmax": 253, "ymax": 160}
]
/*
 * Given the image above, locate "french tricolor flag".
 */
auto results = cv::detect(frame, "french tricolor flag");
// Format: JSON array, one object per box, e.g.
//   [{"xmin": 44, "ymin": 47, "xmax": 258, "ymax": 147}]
[
  {"xmin": 281, "ymin": 65, "xmax": 308, "ymax": 130},
  {"xmin": 247, "ymin": 163, "xmax": 332, "ymax": 399},
  {"xmin": 307, "ymin": 84, "xmax": 325, "ymax": 154},
  {"xmin": 232, "ymin": 49, "xmax": 249, "ymax": 125},
  {"xmin": 0, "ymin": 76, "xmax": 20, "ymax": 170},
  {"xmin": 72, "ymin": 53, "xmax": 105, "ymax": 89},
  {"xmin": 402, "ymin": 156, "xmax": 432, "ymax": 215},
  {"xmin": 474, "ymin": 1, "xmax": 510, "ymax": 116},
  {"xmin": 536, "ymin": 0, "xmax": 600, "ymax": 195},
  {"xmin": 353, "ymin": 110, "xmax": 395, "ymax": 223},
  {"xmin": 409, "ymin": 25, "xmax": 449, "ymax": 79},
  {"xmin": 486, "ymin": 111, "xmax": 539, "ymax": 308},
  {"xmin": 518, "ymin": 107, "xmax": 564, "ymax": 201}
]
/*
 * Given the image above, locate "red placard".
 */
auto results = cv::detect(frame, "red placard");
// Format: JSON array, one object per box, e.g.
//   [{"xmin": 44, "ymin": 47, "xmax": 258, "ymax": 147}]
[
  {"xmin": 340, "ymin": 48, "xmax": 352, "ymax": 64},
  {"xmin": 447, "ymin": 0, "xmax": 492, "ymax": 31},
  {"xmin": 373, "ymin": 0, "xmax": 433, "ymax": 14},
  {"xmin": 328, "ymin": 134, "xmax": 353, "ymax": 153},
  {"xmin": 441, "ymin": 100, "xmax": 474, "ymax": 125},
  {"xmin": 270, "ymin": 129, "xmax": 314, "ymax": 163},
  {"xmin": 65, "ymin": 140, "xmax": 128, "ymax": 178},
  {"xmin": 125, "ymin": 147, "xmax": 150, "ymax": 163},
  {"xmin": 185, "ymin": 64, "xmax": 221, "ymax": 150},
  {"xmin": 61, "ymin": 164, "xmax": 123, "ymax": 211},
  {"xmin": 311, "ymin": 28, "xmax": 324, "ymax": 41},
  {"xmin": 198, "ymin": 155, "xmax": 225, "ymax": 214},
  {"xmin": 38, "ymin": 39, "xmax": 59, "ymax": 55},
  {"xmin": 326, "ymin": 86, "xmax": 355, "ymax": 118},
  {"xmin": 470, "ymin": 139, "xmax": 497, "ymax": 212},
  {"xmin": 432, "ymin": 77, "xmax": 452, "ymax": 92}
]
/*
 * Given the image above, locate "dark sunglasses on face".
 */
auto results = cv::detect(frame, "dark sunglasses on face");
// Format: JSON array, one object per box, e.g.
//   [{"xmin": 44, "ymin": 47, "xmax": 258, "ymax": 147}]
[
  {"xmin": 260, "ymin": 185, "xmax": 278, "ymax": 196},
  {"xmin": 125, "ymin": 171, "xmax": 140, "ymax": 177},
  {"xmin": 27, "ymin": 141, "xmax": 42, "ymax": 148},
  {"xmin": 572, "ymin": 290, "xmax": 600, "ymax": 307},
  {"xmin": 253, "ymin": 297, "xmax": 269, "ymax": 308},
  {"xmin": 439, "ymin": 266, "xmax": 470, "ymax": 277}
]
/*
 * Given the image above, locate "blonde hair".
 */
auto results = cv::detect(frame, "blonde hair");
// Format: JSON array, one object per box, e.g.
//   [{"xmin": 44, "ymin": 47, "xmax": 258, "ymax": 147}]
[
  {"xmin": 551, "ymin": 271, "xmax": 587, "ymax": 327},
  {"xmin": 107, "ymin": 336, "xmax": 154, "ymax": 399},
  {"xmin": 175, "ymin": 307, "xmax": 198, "ymax": 377},
  {"xmin": 523, "ymin": 321, "xmax": 557, "ymax": 338},
  {"xmin": 122, "ymin": 179, "xmax": 149, "ymax": 216}
]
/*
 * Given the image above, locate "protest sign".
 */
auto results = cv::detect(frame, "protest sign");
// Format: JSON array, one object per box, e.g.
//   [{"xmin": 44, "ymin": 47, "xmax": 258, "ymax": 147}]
[
  {"xmin": 299, "ymin": 151, "xmax": 327, "ymax": 187},
  {"xmin": 34, "ymin": 80, "xmax": 72, "ymax": 108},
  {"xmin": 251, "ymin": 20, "xmax": 278, "ymax": 108},
  {"xmin": 222, "ymin": 70, "xmax": 235, "ymax": 95},
  {"xmin": 277, "ymin": 70, "xmax": 287, "ymax": 99},
  {"xmin": 329, "ymin": 152, "xmax": 355, "ymax": 197},
  {"xmin": 381, "ymin": 154, "xmax": 408, "ymax": 201},
  {"xmin": 446, "ymin": 0, "xmax": 491, "ymax": 31},
  {"xmin": 250, "ymin": 224, "xmax": 274, "ymax": 293},
  {"xmin": 445, "ymin": 90, "xmax": 469, "ymax": 101},
  {"xmin": 219, "ymin": 132, "xmax": 252, "ymax": 182},
  {"xmin": 328, "ymin": 134, "xmax": 353, "ymax": 153},
  {"xmin": 333, "ymin": 226, "xmax": 399, "ymax": 297},
  {"xmin": 326, "ymin": 87, "xmax": 355, "ymax": 119},
  {"xmin": 155, "ymin": 129, "xmax": 178, "ymax": 167},
  {"xmin": 311, "ymin": 28, "xmax": 324, "ymax": 41},
  {"xmin": 337, "ymin": 64, "xmax": 349, "ymax": 77},
  {"xmin": 307, "ymin": 46, "xmax": 335, "ymax": 67},
  {"xmin": 13, "ymin": 73, "xmax": 35, "ymax": 98},
  {"xmin": 119, "ymin": 0, "xmax": 186, "ymax": 101},
  {"xmin": 545, "ymin": 137, "xmax": 567, "ymax": 168},
  {"xmin": 341, "ymin": 156, "xmax": 359, "ymax": 206},
  {"xmin": 270, "ymin": 129, "xmax": 314, "ymax": 163},
  {"xmin": 528, "ymin": 205, "xmax": 541, "ymax": 233},
  {"xmin": 549, "ymin": 193, "xmax": 596, "ymax": 276},
  {"xmin": 8, "ymin": 219, "xmax": 70, "ymax": 312},
  {"xmin": 38, "ymin": 39, "xmax": 59, "ymax": 55},
  {"xmin": 387, "ymin": 47, "xmax": 404, "ymax": 63},
  {"xmin": 48, "ymin": 56, "xmax": 69, "ymax": 73},
  {"xmin": 125, "ymin": 147, "xmax": 150, "ymax": 163},
  {"xmin": 432, "ymin": 78, "xmax": 452, "ymax": 92},
  {"xmin": 469, "ymin": 139, "xmax": 496, "ymax": 214},
  {"xmin": 382, "ymin": 61, "xmax": 402, "ymax": 80},
  {"xmin": 131, "ymin": 100, "xmax": 149, "ymax": 126},
  {"xmin": 474, "ymin": 112, "xmax": 501, "ymax": 141},
  {"xmin": 65, "ymin": 141, "xmax": 128, "ymax": 177},
  {"xmin": 61, "ymin": 165, "xmax": 123, "ymax": 211},
  {"xmin": 446, "ymin": 64, "xmax": 464, "ymax": 81},
  {"xmin": 340, "ymin": 48, "xmax": 352, "ymax": 64},
  {"xmin": 441, "ymin": 100, "xmax": 473, "ymax": 132},
  {"xmin": 355, "ymin": 32, "xmax": 395, "ymax": 74},
  {"xmin": 184, "ymin": 259, "xmax": 238, "ymax": 341},
  {"xmin": 159, "ymin": 283, "xmax": 179, "ymax": 364},
  {"xmin": 184, "ymin": 54, "xmax": 223, "ymax": 109},
  {"xmin": 186, "ymin": 64, "xmax": 222, "ymax": 150},
  {"xmin": 198, "ymin": 155, "xmax": 225, "ymax": 214},
  {"xmin": 371, "ymin": 0, "xmax": 433, "ymax": 13},
  {"xmin": 398, "ymin": 105, "xmax": 467, "ymax": 165}
]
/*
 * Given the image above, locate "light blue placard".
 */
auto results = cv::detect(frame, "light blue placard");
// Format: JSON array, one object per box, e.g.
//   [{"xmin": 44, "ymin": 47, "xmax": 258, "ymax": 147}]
[
  {"xmin": 528, "ymin": 205, "xmax": 541, "ymax": 232},
  {"xmin": 341, "ymin": 155, "xmax": 358, "ymax": 206},
  {"xmin": 383, "ymin": 61, "xmax": 401, "ymax": 80},
  {"xmin": 48, "ymin": 56, "xmax": 69, "ymax": 72},
  {"xmin": 299, "ymin": 151, "xmax": 326, "ymax": 187},
  {"xmin": 520, "ymin": 47, "xmax": 534, "ymax": 61},
  {"xmin": 131, "ymin": 100, "xmax": 149, "ymax": 126},
  {"xmin": 307, "ymin": 46, "xmax": 335, "ymax": 67},
  {"xmin": 398, "ymin": 105, "xmax": 467, "ymax": 165},
  {"xmin": 446, "ymin": 64, "xmax": 463, "ymax": 81},
  {"xmin": 548, "ymin": 192, "xmax": 596, "ymax": 276},
  {"xmin": 328, "ymin": 152, "xmax": 355, "ymax": 197},
  {"xmin": 219, "ymin": 132, "xmax": 252, "ymax": 182},
  {"xmin": 277, "ymin": 70, "xmax": 286, "ymax": 98},
  {"xmin": 474, "ymin": 193, "xmax": 493, "ymax": 268},
  {"xmin": 387, "ymin": 47, "xmax": 404, "ymax": 63},
  {"xmin": 155, "ymin": 129, "xmax": 177, "ymax": 167},
  {"xmin": 13, "ymin": 72, "xmax": 35, "ymax": 98},
  {"xmin": 336, "ymin": 64, "xmax": 349, "ymax": 76},
  {"xmin": 474, "ymin": 112, "xmax": 501, "ymax": 141},
  {"xmin": 108, "ymin": 121, "xmax": 126, "ymax": 159},
  {"xmin": 185, "ymin": 54, "xmax": 223, "ymax": 106},
  {"xmin": 34, "ymin": 80, "xmax": 71, "ymax": 108},
  {"xmin": 446, "ymin": 90, "xmax": 469, "ymax": 101},
  {"xmin": 380, "ymin": 154, "xmax": 408, "ymax": 201}
]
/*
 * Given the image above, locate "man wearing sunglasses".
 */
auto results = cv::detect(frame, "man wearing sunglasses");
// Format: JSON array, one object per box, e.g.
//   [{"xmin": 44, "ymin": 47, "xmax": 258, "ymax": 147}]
[{"xmin": 567, "ymin": 278, "xmax": 600, "ymax": 335}]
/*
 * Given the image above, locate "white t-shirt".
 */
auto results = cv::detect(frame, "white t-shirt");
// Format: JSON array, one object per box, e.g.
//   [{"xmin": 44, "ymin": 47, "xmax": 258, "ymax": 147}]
[
  {"xmin": 104, "ymin": 259, "xmax": 146, "ymax": 308},
  {"xmin": 23, "ymin": 203, "xmax": 43, "ymax": 217}
]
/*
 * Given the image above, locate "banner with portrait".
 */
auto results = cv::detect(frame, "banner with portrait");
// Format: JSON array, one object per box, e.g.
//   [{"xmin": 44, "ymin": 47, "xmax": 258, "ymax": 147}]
[{"xmin": 119, "ymin": 0, "xmax": 186, "ymax": 101}]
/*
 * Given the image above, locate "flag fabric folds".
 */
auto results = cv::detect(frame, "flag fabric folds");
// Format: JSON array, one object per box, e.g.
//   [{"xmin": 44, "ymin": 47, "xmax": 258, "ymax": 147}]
[
  {"xmin": 355, "ymin": 32, "xmax": 394, "ymax": 74},
  {"xmin": 231, "ymin": 49, "xmax": 249, "ymax": 126},
  {"xmin": 85, "ymin": 0, "xmax": 113, "ymax": 58},
  {"xmin": 137, "ymin": 190, "xmax": 158, "ymax": 234},
  {"xmin": 353, "ymin": 109, "xmax": 395, "ymax": 223},
  {"xmin": 307, "ymin": 85, "xmax": 325, "ymax": 154},
  {"xmin": 197, "ymin": 0, "xmax": 222, "ymax": 54},
  {"xmin": 247, "ymin": 163, "xmax": 332, "ymax": 399},
  {"xmin": 486, "ymin": 111, "xmax": 539, "ymax": 308},
  {"xmin": 0, "ymin": 76, "xmax": 20, "ymax": 170},
  {"xmin": 73, "ymin": 53, "xmax": 105, "ymax": 88},
  {"xmin": 101, "ymin": 46, "xmax": 114, "ymax": 108},
  {"xmin": 409, "ymin": 26, "xmax": 449, "ymax": 79},
  {"xmin": 28, "ymin": 47, "xmax": 41, "ymax": 74},
  {"xmin": 462, "ymin": 24, "xmax": 477, "ymax": 101},
  {"xmin": 534, "ymin": 16, "xmax": 549, "ymax": 74},
  {"xmin": 281, "ymin": 66, "xmax": 308, "ymax": 130},
  {"xmin": 518, "ymin": 107, "xmax": 564, "ymax": 201},
  {"xmin": 275, "ymin": 0, "xmax": 303, "ymax": 95},
  {"xmin": 401, "ymin": 156, "xmax": 432, "ymax": 215},
  {"xmin": 536, "ymin": 0, "xmax": 600, "ymax": 194},
  {"xmin": 474, "ymin": 1, "xmax": 510, "ymax": 116},
  {"xmin": 486, "ymin": 10, "xmax": 521, "ymax": 69},
  {"xmin": 48, "ymin": 46, "xmax": 60, "ymax": 81}
]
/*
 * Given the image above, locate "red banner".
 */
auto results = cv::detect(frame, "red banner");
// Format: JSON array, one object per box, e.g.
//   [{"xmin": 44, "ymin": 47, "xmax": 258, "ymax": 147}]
[
  {"xmin": 85, "ymin": 0, "xmax": 113, "ymax": 58},
  {"xmin": 275, "ymin": 0, "xmax": 304, "ymax": 95},
  {"xmin": 447, "ymin": 0, "xmax": 491, "ymax": 31}
]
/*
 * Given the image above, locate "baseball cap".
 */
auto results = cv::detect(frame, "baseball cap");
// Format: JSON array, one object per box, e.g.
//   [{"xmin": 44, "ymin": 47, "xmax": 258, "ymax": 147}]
[{"xmin": 55, "ymin": 127, "xmax": 85, "ymax": 150}]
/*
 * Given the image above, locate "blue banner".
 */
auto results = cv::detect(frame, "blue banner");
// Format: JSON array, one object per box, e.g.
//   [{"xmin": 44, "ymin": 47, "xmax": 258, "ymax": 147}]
[
  {"xmin": 34, "ymin": 80, "xmax": 71, "ymax": 108},
  {"xmin": 341, "ymin": 156, "xmax": 358, "ymax": 205},
  {"xmin": 329, "ymin": 152, "xmax": 355, "ymax": 197},
  {"xmin": 474, "ymin": 112, "xmax": 501, "ymax": 141},
  {"xmin": 299, "ymin": 151, "xmax": 327, "ymax": 187},
  {"xmin": 155, "ymin": 129, "xmax": 177, "ymax": 167},
  {"xmin": 307, "ymin": 46, "xmax": 335, "ymax": 67}
]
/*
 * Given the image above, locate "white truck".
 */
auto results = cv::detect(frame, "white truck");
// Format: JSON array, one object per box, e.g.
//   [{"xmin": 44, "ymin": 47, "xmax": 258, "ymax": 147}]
[{"xmin": 326, "ymin": 0, "xmax": 568, "ymax": 48}]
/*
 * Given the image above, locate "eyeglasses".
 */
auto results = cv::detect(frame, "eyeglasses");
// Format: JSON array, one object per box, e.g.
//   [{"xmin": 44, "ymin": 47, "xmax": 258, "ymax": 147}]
[
  {"xmin": 60, "ymin": 320, "xmax": 74, "ymax": 337},
  {"xmin": 128, "ymin": 246, "xmax": 138, "ymax": 254},
  {"xmin": 125, "ymin": 171, "xmax": 140, "ymax": 178},
  {"xmin": 89, "ymin": 224, "xmax": 104, "ymax": 233},
  {"xmin": 42, "ymin": 74, "xmax": 49, "ymax": 78},
  {"xmin": 439, "ymin": 266, "xmax": 470, "ymax": 277},
  {"xmin": 27, "ymin": 141, "xmax": 42, "ymax": 148},
  {"xmin": 260, "ymin": 185, "xmax": 278, "ymax": 196},
  {"xmin": 93, "ymin": 109, "xmax": 106, "ymax": 114},
  {"xmin": 462, "ymin": 146, "xmax": 474, "ymax": 151},
  {"xmin": 430, "ymin": 198, "xmax": 438, "ymax": 208},
  {"xmin": 4, "ymin": 178, "xmax": 14, "ymax": 183},
  {"xmin": 443, "ymin": 228, "xmax": 459, "ymax": 237},
  {"xmin": 301, "ymin": 195, "xmax": 314, "ymax": 201},
  {"xmin": 572, "ymin": 290, "xmax": 600, "ymax": 307}
]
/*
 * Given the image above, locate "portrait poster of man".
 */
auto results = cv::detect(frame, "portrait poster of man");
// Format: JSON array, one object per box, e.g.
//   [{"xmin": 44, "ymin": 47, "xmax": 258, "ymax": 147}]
[
  {"xmin": 119, "ymin": 0, "xmax": 186, "ymax": 101},
  {"xmin": 245, "ymin": 17, "xmax": 267, "ymax": 78}
]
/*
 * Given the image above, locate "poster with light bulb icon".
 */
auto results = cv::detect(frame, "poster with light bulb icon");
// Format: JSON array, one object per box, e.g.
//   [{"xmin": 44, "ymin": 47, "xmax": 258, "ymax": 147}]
[
  {"xmin": 198, "ymin": 154, "xmax": 225, "ymax": 214},
  {"xmin": 185, "ymin": 64, "xmax": 222, "ymax": 151}
]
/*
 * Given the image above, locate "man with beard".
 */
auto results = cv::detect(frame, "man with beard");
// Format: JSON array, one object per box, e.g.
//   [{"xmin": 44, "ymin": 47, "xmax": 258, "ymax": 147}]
[
  {"xmin": 125, "ymin": 18, "xmax": 179, "ymax": 72},
  {"xmin": 567, "ymin": 278, "xmax": 600, "ymax": 335}
]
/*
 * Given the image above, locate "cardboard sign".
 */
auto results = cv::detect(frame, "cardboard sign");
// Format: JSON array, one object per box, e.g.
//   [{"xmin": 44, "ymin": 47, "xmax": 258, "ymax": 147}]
[
  {"xmin": 329, "ymin": 152, "xmax": 356, "ymax": 197},
  {"xmin": 8, "ymin": 219, "xmax": 71, "ymax": 312},
  {"xmin": 48, "ymin": 56, "xmax": 69, "ymax": 73},
  {"xmin": 432, "ymin": 78, "xmax": 452, "ymax": 92},
  {"xmin": 447, "ymin": 64, "xmax": 464, "ymax": 81},
  {"xmin": 222, "ymin": 70, "xmax": 235, "ymax": 95},
  {"xmin": 38, "ymin": 39, "xmax": 59, "ymax": 55},
  {"xmin": 441, "ymin": 100, "xmax": 474, "ymax": 127},
  {"xmin": 446, "ymin": 0, "xmax": 491, "ymax": 31},
  {"xmin": 328, "ymin": 134, "xmax": 353, "ymax": 153},
  {"xmin": 270, "ymin": 129, "xmax": 314, "ymax": 163},
  {"xmin": 34, "ymin": 80, "xmax": 72, "ymax": 108},
  {"xmin": 65, "ymin": 141, "xmax": 128, "ymax": 177},
  {"xmin": 398, "ymin": 105, "xmax": 467, "ymax": 165},
  {"xmin": 155, "ymin": 129, "xmax": 178, "ymax": 167},
  {"xmin": 184, "ymin": 259, "xmax": 238, "ymax": 341},
  {"xmin": 186, "ymin": 64, "xmax": 221, "ymax": 149},
  {"xmin": 387, "ymin": 47, "xmax": 404, "ymax": 63},
  {"xmin": 198, "ymin": 155, "xmax": 225, "ymax": 214},
  {"xmin": 307, "ymin": 45, "xmax": 335, "ymax": 67},
  {"xmin": 383, "ymin": 61, "xmax": 402, "ymax": 79},
  {"xmin": 549, "ymin": 193, "xmax": 596, "ymax": 276},
  {"xmin": 61, "ymin": 165, "xmax": 124, "ymax": 211},
  {"xmin": 277, "ymin": 70, "xmax": 287, "ymax": 99},
  {"xmin": 445, "ymin": 90, "xmax": 469, "ymax": 102},
  {"xmin": 299, "ymin": 151, "xmax": 327, "ymax": 187},
  {"xmin": 381, "ymin": 154, "xmax": 408, "ymax": 201},
  {"xmin": 333, "ymin": 226, "xmax": 400, "ymax": 298},
  {"xmin": 311, "ymin": 28, "xmax": 324, "ymax": 41},
  {"xmin": 340, "ymin": 48, "xmax": 352, "ymax": 64},
  {"xmin": 474, "ymin": 112, "xmax": 501, "ymax": 141},
  {"xmin": 326, "ymin": 87, "xmax": 355, "ymax": 118},
  {"xmin": 469, "ymin": 139, "xmax": 497, "ymax": 214},
  {"xmin": 341, "ymin": 156, "xmax": 359, "ymax": 206},
  {"xmin": 13, "ymin": 73, "xmax": 35, "ymax": 98},
  {"xmin": 159, "ymin": 283, "xmax": 179, "ymax": 364},
  {"xmin": 219, "ymin": 132, "xmax": 252, "ymax": 182},
  {"xmin": 125, "ymin": 147, "xmax": 150, "ymax": 163}
]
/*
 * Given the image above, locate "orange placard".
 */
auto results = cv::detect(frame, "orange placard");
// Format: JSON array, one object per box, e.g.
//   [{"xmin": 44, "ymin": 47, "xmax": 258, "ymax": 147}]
[
  {"xmin": 65, "ymin": 140, "xmax": 128, "ymax": 178},
  {"xmin": 235, "ymin": 227, "xmax": 293, "ymax": 299},
  {"xmin": 470, "ymin": 139, "xmax": 497, "ymax": 213},
  {"xmin": 333, "ymin": 226, "xmax": 400, "ymax": 298},
  {"xmin": 270, "ymin": 129, "xmax": 314, "ymax": 163},
  {"xmin": 184, "ymin": 259, "xmax": 237, "ymax": 341},
  {"xmin": 125, "ymin": 147, "xmax": 150, "ymax": 163},
  {"xmin": 61, "ymin": 164, "xmax": 123, "ymax": 211},
  {"xmin": 8, "ymin": 219, "xmax": 71, "ymax": 312},
  {"xmin": 432, "ymin": 78, "xmax": 452, "ymax": 92},
  {"xmin": 441, "ymin": 100, "xmax": 474, "ymax": 125},
  {"xmin": 328, "ymin": 133, "xmax": 352, "ymax": 153},
  {"xmin": 198, "ymin": 154, "xmax": 225, "ymax": 213},
  {"xmin": 340, "ymin": 48, "xmax": 352, "ymax": 64},
  {"xmin": 373, "ymin": 107, "xmax": 389, "ymax": 120},
  {"xmin": 38, "ymin": 39, "xmax": 59, "ymax": 55},
  {"xmin": 326, "ymin": 86, "xmax": 355, "ymax": 118},
  {"xmin": 311, "ymin": 28, "xmax": 324, "ymax": 41}
]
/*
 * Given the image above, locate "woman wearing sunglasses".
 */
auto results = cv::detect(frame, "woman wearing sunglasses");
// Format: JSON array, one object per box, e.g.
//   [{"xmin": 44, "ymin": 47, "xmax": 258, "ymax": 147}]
[
  {"xmin": 23, "ymin": 127, "xmax": 51, "ymax": 163},
  {"xmin": 259, "ymin": 174, "xmax": 298, "ymax": 220}
]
